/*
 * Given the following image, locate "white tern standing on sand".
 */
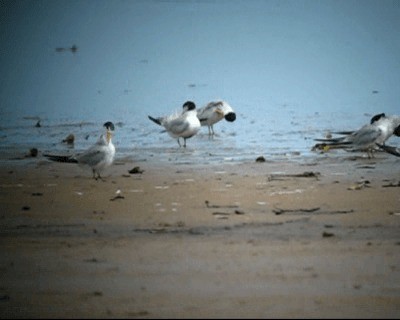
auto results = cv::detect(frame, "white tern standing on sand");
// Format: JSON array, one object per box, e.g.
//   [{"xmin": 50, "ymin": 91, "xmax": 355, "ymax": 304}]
[{"xmin": 44, "ymin": 121, "xmax": 116, "ymax": 180}]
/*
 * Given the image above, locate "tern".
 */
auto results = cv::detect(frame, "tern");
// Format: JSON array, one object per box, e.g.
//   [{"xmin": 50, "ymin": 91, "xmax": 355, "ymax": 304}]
[
  {"xmin": 44, "ymin": 121, "xmax": 116, "ymax": 180},
  {"xmin": 313, "ymin": 114, "xmax": 400, "ymax": 158},
  {"xmin": 148, "ymin": 101, "xmax": 201, "ymax": 147},
  {"xmin": 196, "ymin": 100, "xmax": 236, "ymax": 136}
]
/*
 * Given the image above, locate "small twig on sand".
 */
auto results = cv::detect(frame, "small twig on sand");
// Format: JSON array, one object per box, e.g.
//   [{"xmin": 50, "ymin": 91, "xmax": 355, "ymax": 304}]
[
  {"xmin": 382, "ymin": 181, "xmax": 400, "ymax": 188},
  {"xmin": 205, "ymin": 200, "xmax": 239, "ymax": 209},
  {"xmin": 273, "ymin": 207, "xmax": 354, "ymax": 215},
  {"xmin": 273, "ymin": 207, "xmax": 321, "ymax": 215},
  {"xmin": 268, "ymin": 171, "xmax": 320, "ymax": 181}
]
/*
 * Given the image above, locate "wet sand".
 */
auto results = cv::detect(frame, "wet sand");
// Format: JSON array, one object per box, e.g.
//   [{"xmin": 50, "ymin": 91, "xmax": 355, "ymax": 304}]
[{"xmin": 1, "ymin": 154, "xmax": 400, "ymax": 318}]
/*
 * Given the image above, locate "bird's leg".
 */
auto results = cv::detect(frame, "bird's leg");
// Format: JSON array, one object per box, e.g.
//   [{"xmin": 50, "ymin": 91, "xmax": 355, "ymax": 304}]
[
  {"xmin": 177, "ymin": 138, "xmax": 182, "ymax": 147},
  {"xmin": 95, "ymin": 171, "xmax": 106, "ymax": 182},
  {"xmin": 92, "ymin": 169, "xmax": 103, "ymax": 181},
  {"xmin": 183, "ymin": 138, "xmax": 187, "ymax": 148}
]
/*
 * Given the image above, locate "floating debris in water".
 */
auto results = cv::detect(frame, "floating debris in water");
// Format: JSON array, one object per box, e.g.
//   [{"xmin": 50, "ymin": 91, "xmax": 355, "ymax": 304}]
[
  {"xmin": 256, "ymin": 156, "xmax": 266, "ymax": 162},
  {"xmin": 62, "ymin": 134, "xmax": 75, "ymax": 144}
]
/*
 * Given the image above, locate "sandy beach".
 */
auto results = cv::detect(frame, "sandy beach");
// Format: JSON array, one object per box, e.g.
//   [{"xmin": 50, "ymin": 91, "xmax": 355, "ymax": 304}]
[{"xmin": 1, "ymin": 153, "xmax": 400, "ymax": 318}]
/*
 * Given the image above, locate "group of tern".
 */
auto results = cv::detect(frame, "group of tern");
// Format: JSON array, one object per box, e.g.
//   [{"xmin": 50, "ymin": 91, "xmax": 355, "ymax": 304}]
[
  {"xmin": 147, "ymin": 100, "xmax": 236, "ymax": 147},
  {"xmin": 43, "ymin": 102, "xmax": 399, "ymax": 179},
  {"xmin": 43, "ymin": 100, "xmax": 236, "ymax": 179}
]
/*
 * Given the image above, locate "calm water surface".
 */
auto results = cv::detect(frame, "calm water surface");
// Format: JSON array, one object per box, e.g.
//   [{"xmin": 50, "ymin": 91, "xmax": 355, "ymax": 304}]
[
  {"xmin": 1, "ymin": 103, "xmax": 398, "ymax": 167},
  {"xmin": 1, "ymin": 1, "xmax": 399, "ymax": 167}
]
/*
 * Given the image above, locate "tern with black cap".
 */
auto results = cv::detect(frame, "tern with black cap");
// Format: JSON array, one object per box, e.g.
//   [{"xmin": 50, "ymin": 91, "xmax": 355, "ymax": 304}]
[
  {"xmin": 148, "ymin": 101, "xmax": 201, "ymax": 147},
  {"xmin": 44, "ymin": 121, "xmax": 116, "ymax": 180}
]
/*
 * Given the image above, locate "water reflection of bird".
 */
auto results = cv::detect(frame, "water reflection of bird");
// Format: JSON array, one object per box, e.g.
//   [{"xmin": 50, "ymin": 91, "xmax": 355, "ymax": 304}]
[
  {"xmin": 44, "ymin": 122, "xmax": 115, "ymax": 180},
  {"xmin": 196, "ymin": 100, "xmax": 236, "ymax": 136},
  {"xmin": 313, "ymin": 114, "xmax": 400, "ymax": 158},
  {"xmin": 148, "ymin": 101, "xmax": 201, "ymax": 147},
  {"xmin": 55, "ymin": 44, "xmax": 78, "ymax": 54}
]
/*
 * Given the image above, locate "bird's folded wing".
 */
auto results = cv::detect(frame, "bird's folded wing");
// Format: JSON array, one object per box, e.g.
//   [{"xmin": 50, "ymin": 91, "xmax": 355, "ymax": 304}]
[
  {"xmin": 352, "ymin": 128, "xmax": 381, "ymax": 145},
  {"xmin": 165, "ymin": 118, "xmax": 189, "ymax": 135},
  {"xmin": 76, "ymin": 147, "xmax": 105, "ymax": 166}
]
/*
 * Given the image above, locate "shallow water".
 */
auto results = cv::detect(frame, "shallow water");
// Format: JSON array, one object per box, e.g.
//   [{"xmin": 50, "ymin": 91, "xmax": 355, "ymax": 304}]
[
  {"xmin": 1, "ymin": 1, "xmax": 399, "ymax": 167},
  {"xmin": 1, "ymin": 105, "xmax": 398, "ymax": 167}
]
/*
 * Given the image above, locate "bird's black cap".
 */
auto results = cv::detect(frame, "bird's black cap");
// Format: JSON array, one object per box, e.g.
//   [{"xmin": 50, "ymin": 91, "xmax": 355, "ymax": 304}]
[
  {"xmin": 370, "ymin": 113, "xmax": 385, "ymax": 124},
  {"xmin": 182, "ymin": 101, "xmax": 196, "ymax": 111},
  {"xmin": 394, "ymin": 124, "xmax": 400, "ymax": 137},
  {"xmin": 225, "ymin": 112, "xmax": 236, "ymax": 122},
  {"xmin": 103, "ymin": 121, "xmax": 115, "ymax": 131}
]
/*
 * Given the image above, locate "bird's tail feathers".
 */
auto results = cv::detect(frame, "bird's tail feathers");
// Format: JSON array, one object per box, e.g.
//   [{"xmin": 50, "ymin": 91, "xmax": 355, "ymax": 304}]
[
  {"xmin": 43, "ymin": 154, "xmax": 78, "ymax": 163},
  {"xmin": 313, "ymin": 137, "xmax": 349, "ymax": 144},
  {"xmin": 148, "ymin": 116, "xmax": 162, "ymax": 126},
  {"xmin": 331, "ymin": 131, "xmax": 354, "ymax": 135}
]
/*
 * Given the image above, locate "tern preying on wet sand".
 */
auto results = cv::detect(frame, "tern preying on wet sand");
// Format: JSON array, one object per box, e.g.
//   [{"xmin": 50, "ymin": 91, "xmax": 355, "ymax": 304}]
[
  {"xmin": 44, "ymin": 121, "xmax": 116, "ymax": 180},
  {"xmin": 196, "ymin": 100, "xmax": 236, "ymax": 136},
  {"xmin": 313, "ymin": 114, "xmax": 400, "ymax": 158},
  {"xmin": 148, "ymin": 101, "xmax": 201, "ymax": 147}
]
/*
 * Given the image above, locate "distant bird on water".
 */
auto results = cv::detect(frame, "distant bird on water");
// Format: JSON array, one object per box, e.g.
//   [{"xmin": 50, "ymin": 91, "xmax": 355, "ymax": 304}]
[
  {"xmin": 148, "ymin": 101, "xmax": 201, "ymax": 147},
  {"xmin": 196, "ymin": 100, "xmax": 236, "ymax": 136},
  {"xmin": 55, "ymin": 44, "xmax": 78, "ymax": 54},
  {"xmin": 44, "ymin": 121, "xmax": 116, "ymax": 180}
]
